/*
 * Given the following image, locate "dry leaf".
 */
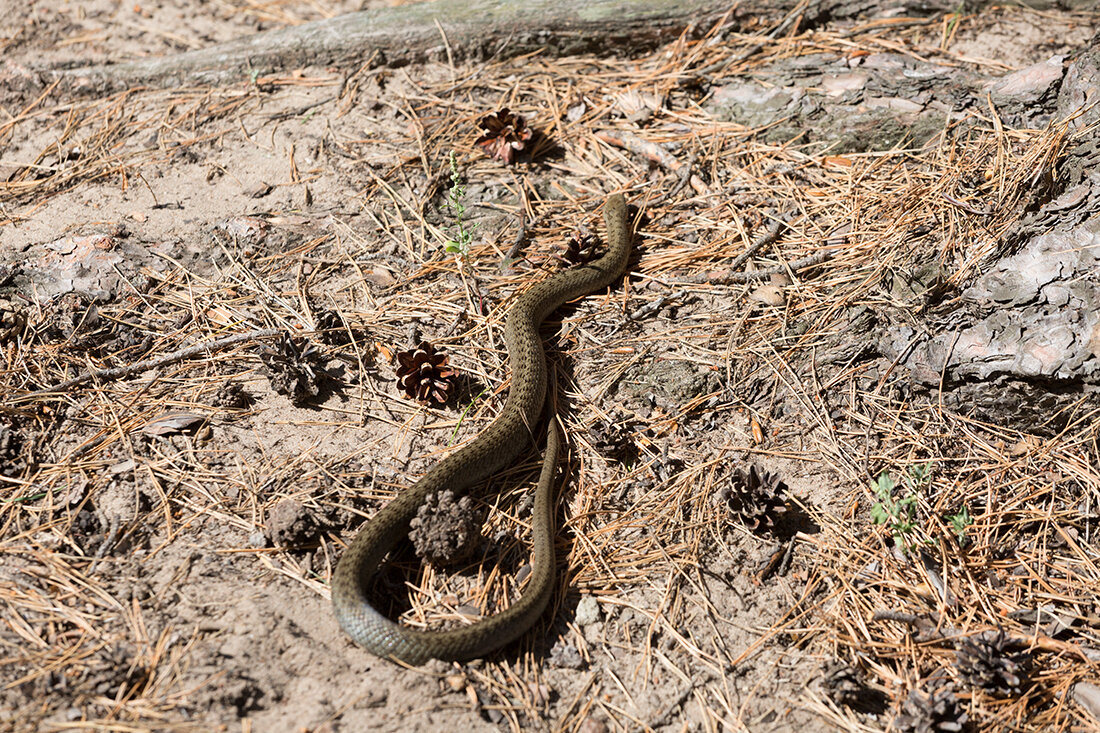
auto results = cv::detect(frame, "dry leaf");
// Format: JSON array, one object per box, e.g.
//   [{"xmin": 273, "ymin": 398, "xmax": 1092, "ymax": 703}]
[
  {"xmin": 750, "ymin": 284, "xmax": 785, "ymax": 306},
  {"xmin": 363, "ymin": 267, "xmax": 395, "ymax": 287},
  {"xmin": 770, "ymin": 272, "xmax": 792, "ymax": 286},
  {"xmin": 215, "ymin": 215, "xmax": 269, "ymax": 240},
  {"xmin": 141, "ymin": 412, "xmax": 208, "ymax": 436},
  {"xmin": 751, "ymin": 416, "xmax": 764, "ymax": 444},
  {"xmin": 1072, "ymin": 682, "xmax": 1100, "ymax": 719},
  {"xmin": 615, "ymin": 89, "xmax": 660, "ymax": 117},
  {"xmin": 1008, "ymin": 436, "xmax": 1041, "ymax": 456}
]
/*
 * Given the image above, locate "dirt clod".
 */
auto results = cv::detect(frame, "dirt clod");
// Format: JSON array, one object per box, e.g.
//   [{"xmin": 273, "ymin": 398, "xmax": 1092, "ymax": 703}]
[
  {"xmin": 408, "ymin": 490, "xmax": 481, "ymax": 567},
  {"xmin": 266, "ymin": 499, "xmax": 317, "ymax": 548}
]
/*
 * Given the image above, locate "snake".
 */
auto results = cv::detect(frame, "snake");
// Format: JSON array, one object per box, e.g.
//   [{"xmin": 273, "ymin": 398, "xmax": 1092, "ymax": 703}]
[{"xmin": 331, "ymin": 193, "xmax": 632, "ymax": 664}]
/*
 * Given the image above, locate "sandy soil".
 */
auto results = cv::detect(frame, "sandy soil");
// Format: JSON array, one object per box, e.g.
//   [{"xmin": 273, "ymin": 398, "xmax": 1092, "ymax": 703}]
[{"xmin": 2, "ymin": 2, "xmax": 1099, "ymax": 732}]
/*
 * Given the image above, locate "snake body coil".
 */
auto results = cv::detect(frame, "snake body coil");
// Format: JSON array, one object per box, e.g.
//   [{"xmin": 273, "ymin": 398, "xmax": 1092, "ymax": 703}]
[{"xmin": 332, "ymin": 194, "xmax": 632, "ymax": 663}]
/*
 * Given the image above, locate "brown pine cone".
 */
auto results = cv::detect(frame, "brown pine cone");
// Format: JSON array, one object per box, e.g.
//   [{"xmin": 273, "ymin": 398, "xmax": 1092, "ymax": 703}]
[
  {"xmin": 395, "ymin": 341, "xmax": 456, "ymax": 405},
  {"xmin": 955, "ymin": 629, "xmax": 1030, "ymax": 696},
  {"xmin": 561, "ymin": 231, "xmax": 599, "ymax": 265},
  {"xmin": 474, "ymin": 108, "xmax": 535, "ymax": 164},
  {"xmin": 259, "ymin": 333, "xmax": 327, "ymax": 406},
  {"xmin": 893, "ymin": 682, "xmax": 968, "ymax": 733},
  {"xmin": 717, "ymin": 464, "xmax": 789, "ymax": 533}
]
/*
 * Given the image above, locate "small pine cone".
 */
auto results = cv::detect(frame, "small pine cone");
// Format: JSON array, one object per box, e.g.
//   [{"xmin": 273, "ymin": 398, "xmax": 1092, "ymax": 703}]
[
  {"xmin": 955, "ymin": 629, "xmax": 1030, "ymax": 696},
  {"xmin": 315, "ymin": 309, "xmax": 352, "ymax": 346},
  {"xmin": 395, "ymin": 341, "xmax": 456, "ymax": 405},
  {"xmin": 259, "ymin": 333, "xmax": 327, "ymax": 406},
  {"xmin": 561, "ymin": 231, "xmax": 599, "ymax": 265},
  {"xmin": 40, "ymin": 292, "xmax": 98, "ymax": 342},
  {"xmin": 0, "ymin": 421, "xmax": 29, "ymax": 478},
  {"xmin": 0, "ymin": 301, "xmax": 27, "ymax": 344},
  {"xmin": 717, "ymin": 464, "xmax": 788, "ymax": 533},
  {"xmin": 408, "ymin": 490, "xmax": 481, "ymax": 566},
  {"xmin": 821, "ymin": 660, "xmax": 885, "ymax": 712},
  {"xmin": 474, "ymin": 107, "xmax": 535, "ymax": 164},
  {"xmin": 100, "ymin": 326, "xmax": 153, "ymax": 359},
  {"xmin": 893, "ymin": 683, "xmax": 968, "ymax": 733},
  {"xmin": 589, "ymin": 415, "xmax": 635, "ymax": 461},
  {"xmin": 211, "ymin": 381, "xmax": 251, "ymax": 409}
]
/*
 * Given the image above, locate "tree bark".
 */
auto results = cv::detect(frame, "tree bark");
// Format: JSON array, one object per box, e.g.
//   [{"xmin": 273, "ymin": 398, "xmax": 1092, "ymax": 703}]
[{"xmin": 49, "ymin": 0, "xmax": 737, "ymax": 90}]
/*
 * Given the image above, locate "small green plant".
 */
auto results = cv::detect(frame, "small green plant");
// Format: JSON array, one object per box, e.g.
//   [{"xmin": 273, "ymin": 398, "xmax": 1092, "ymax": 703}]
[
  {"xmin": 945, "ymin": 504, "xmax": 972, "ymax": 547},
  {"xmin": 443, "ymin": 151, "xmax": 476, "ymax": 257},
  {"xmin": 870, "ymin": 464, "xmax": 932, "ymax": 553},
  {"xmin": 944, "ymin": 1, "xmax": 966, "ymax": 41},
  {"xmin": 449, "ymin": 387, "xmax": 486, "ymax": 446}
]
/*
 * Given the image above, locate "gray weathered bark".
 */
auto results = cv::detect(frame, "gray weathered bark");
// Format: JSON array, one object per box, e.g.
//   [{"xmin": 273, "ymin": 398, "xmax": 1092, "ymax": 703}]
[{"xmin": 49, "ymin": 0, "xmax": 734, "ymax": 90}]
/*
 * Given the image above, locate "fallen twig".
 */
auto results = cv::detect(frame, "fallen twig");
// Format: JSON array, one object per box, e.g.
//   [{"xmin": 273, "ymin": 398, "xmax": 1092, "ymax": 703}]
[
  {"xmin": 706, "ymin": 251, "xmax": 832, "ymax": 284},
  {"xmin": 13, "ymin": 328, "xmax": 283, "ymax": 403},
  {"xmin": 644, "ymin": 154, "xmax": 697, "ymax": 207},
  {"xmin": 595, "ymin": 130, "xmax": 711, "ymax": 196}
]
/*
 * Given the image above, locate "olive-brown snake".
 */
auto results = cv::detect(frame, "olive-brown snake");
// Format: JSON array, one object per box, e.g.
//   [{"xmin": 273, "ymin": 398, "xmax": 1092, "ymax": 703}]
[{"xmin": 332, "ymin": 194, "xmax": 632, "ymax": 663}]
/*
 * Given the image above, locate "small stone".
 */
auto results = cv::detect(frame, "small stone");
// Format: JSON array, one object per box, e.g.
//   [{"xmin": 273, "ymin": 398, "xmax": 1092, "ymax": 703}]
[
  {"xmin": 548, "ymin": 641, "xmax": 584, "ymax": 670},
  {"xmin": 575, "ymin": 596, "xmax": 601, "ymax": 626}
]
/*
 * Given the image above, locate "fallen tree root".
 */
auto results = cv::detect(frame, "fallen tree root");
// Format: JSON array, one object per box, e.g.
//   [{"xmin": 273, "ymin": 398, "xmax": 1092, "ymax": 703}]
[{"xmin": 46, "ymin": 0, "xmax": 734, "ymax": 91}]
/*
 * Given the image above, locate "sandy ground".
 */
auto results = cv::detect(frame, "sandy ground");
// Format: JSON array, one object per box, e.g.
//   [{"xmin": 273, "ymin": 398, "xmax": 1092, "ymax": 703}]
[{"xmin": 2, "ymin": 2, "xmax": 1099, "ymax": 732}]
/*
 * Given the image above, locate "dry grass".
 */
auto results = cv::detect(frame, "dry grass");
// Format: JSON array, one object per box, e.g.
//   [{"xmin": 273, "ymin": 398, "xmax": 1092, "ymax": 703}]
[{"xmin": 2, "ymin": 3, "xmax": 1100, "ymax": 731}]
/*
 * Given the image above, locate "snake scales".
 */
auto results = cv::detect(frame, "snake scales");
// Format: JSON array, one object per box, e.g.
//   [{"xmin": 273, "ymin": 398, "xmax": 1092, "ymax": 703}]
[{"xmin": 332, "ymin": 194, "xmax": 632, "ymax": 664}]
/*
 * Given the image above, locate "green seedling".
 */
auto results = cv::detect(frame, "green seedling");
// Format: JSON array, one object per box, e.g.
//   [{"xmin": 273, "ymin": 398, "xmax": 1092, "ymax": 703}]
[
  {"xmin": 945, "ymin": 504, "xmax": 972, "ymax": 547},
  {"xmin": 871, "ymin": 464, "xmax": 933, "ymax": 553},
  {"xmin": 4, "ymin": 491, "xmax": 47, "ymax": 503},
  {"xmin": 450, "ymin": 387, "xmax": 486, "ymax": 445},
  {"xmin": 945, "ymin": 1, "xmax": 966, "ymax": 40},
  {"xmin": 443, "ymin": 151, "xmax": 476, "ymax": 257}
]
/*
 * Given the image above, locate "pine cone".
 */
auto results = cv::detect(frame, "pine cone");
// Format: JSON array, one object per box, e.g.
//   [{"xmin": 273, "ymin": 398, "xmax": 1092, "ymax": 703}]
[
  {"xmin": 561, "ymin": 231, "xmax": 599, "ymax": 265},
  {"xmin": 314, "ymin": 309, "xmax": 352, "ymax": 346},
  {"xmin": 718, "ymin": 464, "xmax": 789, "ymax": 533},
  {"xmin": 0, "ymin": 420, "xmax": 29, "ymax": 478},
  {"xmin": 395, "ymin": 341, "xmax": 456, "ymax": 405},
  {"xmin": 40, "ymin": 292, "xmax": 106, "ymax": 346},
  {"xmin": 259, "ymin": 333, "xmax": 327, "ymax": 406},
  {"xmin": 821, "ymin": 660, "xmax": 886, "ymax": 713},
  {"xmin": 211, "ymin": 381, "xmax": 251, "ymax": 410},
  {"xmin": 589, "ymin": 414, "xmax": 636, "ymax": 461},
  {"xmin": 955, "ymin": 629, "xmax": 1030, "ymax": 696},
  {"xmin": 893, "ymin": 683, "xmax": 968, "ymax": 733},
  {"xmin": 474, "ymin": 108, "xmax": 535, "ymax": 164},
  {"xmin": 408, "ymin": 490, "xmax": 481, "ymax": 566},
  {"xmin": 0, "ymin": 300, "xmax": 27, "ymax": 344}
]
